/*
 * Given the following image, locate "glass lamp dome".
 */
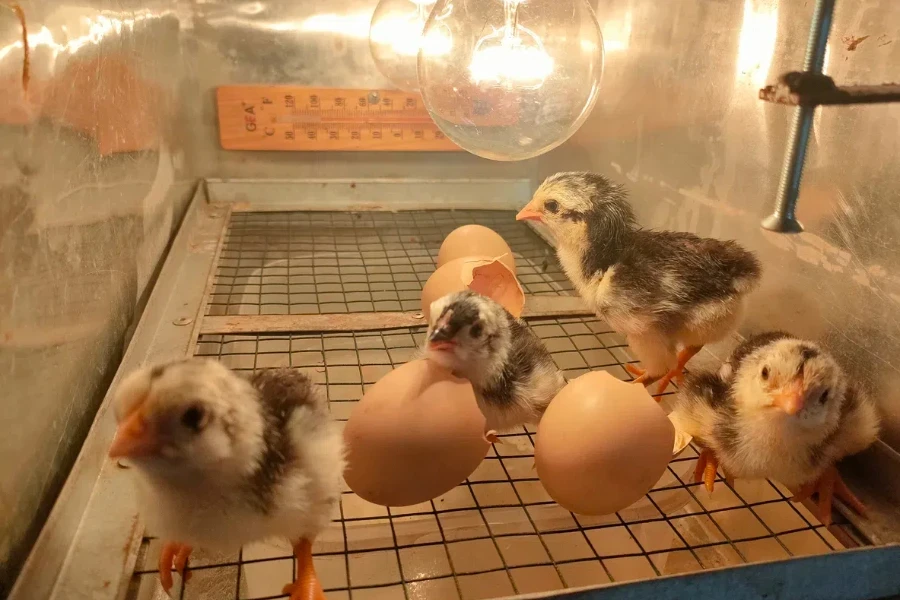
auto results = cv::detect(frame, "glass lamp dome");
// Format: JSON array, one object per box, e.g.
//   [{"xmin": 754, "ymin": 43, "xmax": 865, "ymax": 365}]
[
  {"xmin": 369, "ymin": 0, "xmax": 451, "ymax": 91},
  {"xmin": 417, "ymin": 0, "xmax": 604, "ymax": 161}
]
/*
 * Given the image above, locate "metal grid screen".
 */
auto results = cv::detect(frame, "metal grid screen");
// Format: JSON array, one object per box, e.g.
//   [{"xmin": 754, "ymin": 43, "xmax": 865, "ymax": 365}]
[
  {"xmin": 126, "ymin": 317, "xmax": 856, "ymax": 600},
  {"xmin": 207, "ymin": 211, "xmax": 573, "ymax": 316}
]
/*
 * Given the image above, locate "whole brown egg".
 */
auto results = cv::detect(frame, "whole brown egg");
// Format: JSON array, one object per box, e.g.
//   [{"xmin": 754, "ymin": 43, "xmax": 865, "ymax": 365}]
[
  {"xmin": 343, "ymin": 359, "xmax": 490, "ymax": 506},
  {"xmin": 534, "ymin": 371, "xmax": 674, "ymax": 515}
]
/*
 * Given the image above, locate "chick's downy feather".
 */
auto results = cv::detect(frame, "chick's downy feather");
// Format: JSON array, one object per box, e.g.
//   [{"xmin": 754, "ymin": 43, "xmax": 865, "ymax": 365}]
[
  {"xmin": 423, "ymin": 290, "xmax": 566, "ymax": 435},
  {"xmin": 671, "ymin": 332, "xmax": 880, "ymax": 488},
  {"xmin": 113, "ymin": 359, "xmax": 344, "ymax": 552},
  {"xmin": 519, "ymin": 172, "xmax": 761, "ymax": 382}
]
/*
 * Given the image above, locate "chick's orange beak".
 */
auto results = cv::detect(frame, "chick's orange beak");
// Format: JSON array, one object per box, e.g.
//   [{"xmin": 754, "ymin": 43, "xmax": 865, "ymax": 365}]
[
  {"xmin": 772, "ymin": 379, "xmax": 805, "ymax": 416},
  {"xmin": 516, "ymin": 202, "xmax": 543, "ymax": 222},
  {"xmin": 109, "ymin": 408, "xmax": 159, "ymax": 459}
]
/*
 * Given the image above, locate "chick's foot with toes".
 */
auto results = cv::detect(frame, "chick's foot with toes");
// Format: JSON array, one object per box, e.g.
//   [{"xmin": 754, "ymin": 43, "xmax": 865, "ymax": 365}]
[
  {"xmin": 158, "ymin": 542, "xmax": 192, "ymax": 592},
  {"xmin": 792, "ymin": 466, "xmax": 867, "ymax": 526}
]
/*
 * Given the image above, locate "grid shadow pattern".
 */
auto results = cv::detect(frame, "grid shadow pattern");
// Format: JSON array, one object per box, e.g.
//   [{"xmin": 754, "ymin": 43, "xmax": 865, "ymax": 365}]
[
  {"xmin": 125, "ymin": 317, "xmax": 854, "ymax": 600},
  {"xmin": 207, "ymin": 211, "xmax": 573, "ymax": 316}
]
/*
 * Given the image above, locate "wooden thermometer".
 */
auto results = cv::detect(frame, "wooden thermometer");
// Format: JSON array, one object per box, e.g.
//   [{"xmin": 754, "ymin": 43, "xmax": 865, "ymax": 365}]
[{"xmin": 216, "ymin": 85, "xmax": 462, "ymax": 152}]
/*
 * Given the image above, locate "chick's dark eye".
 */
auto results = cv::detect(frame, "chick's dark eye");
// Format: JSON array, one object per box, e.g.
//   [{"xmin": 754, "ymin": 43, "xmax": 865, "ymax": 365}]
[
  {"xmin": 181, "ymin": 405, "xmax": 207, "ymax": 432},
  {"xmin": 761, "ymin": 366, "xmax": 769, "ymax": 381},
  {"xmin": 544, "ymin": 200, "xmax": 559, "ymax": 214},
  {"xmin": 819, "ymin": 390, "xmax": 829, "ymax": 405},
  {"xmin": 470, "ymin": 324, "xmax": 483, "ymax": 338}
]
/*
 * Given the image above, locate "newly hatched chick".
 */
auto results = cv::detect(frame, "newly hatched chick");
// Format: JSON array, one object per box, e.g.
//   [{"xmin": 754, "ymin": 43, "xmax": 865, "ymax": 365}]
[
  {"xmin": 110, "ymin": 359, "xmax": 344, "ymax": 598},
  {"xmin": 671, "ymin": 331, "xmax": 880, "ymax": 525},
  {"xmin": 517, "ymin": 172, "xmax": 762, "ymax": 394},
  {"xmin": 423, "ymin": 290, "xmax": 566, "ymax": 443}
]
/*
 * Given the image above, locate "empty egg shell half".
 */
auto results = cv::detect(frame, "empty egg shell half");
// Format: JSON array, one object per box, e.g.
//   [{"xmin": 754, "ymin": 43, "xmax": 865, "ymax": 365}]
[
  {"xmin": 437, "ymin": 224, "xmax": 517, "ymax": 274},
  {"xmin": 534, "ymin": 371, "xmax": 675, "ymax": 516},
  {"xmin": 421, "ymin": 256, "xmax": 524, "ymax": 321},
  {"xmin": 343, "ymin": 359, "xmax": 490, "ymax": 507}
]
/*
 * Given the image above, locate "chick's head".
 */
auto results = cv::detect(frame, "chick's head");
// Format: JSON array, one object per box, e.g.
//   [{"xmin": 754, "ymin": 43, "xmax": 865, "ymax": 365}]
[
  {"xmin": 424, "ymin": 291, "xmax": 509, "ymax": 380},
  {"xmin": 110, "ymin": 359, "xmax": 263, "ymax": 479},
  {"xmin": 516, "ymin": 172, "xmax": 635, "ymax": 248},
  {"xmin": 734, "ymin": 339, "xmax": 847, "ymax": 432}
]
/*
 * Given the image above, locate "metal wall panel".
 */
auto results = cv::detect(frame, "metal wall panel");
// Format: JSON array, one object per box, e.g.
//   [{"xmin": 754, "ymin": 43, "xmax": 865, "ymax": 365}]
[
  {"xmin": 0, "ymin": 1, "xmax": 197, "ymax": 591},
  {"xmin": 536, "ymin": 0, "xmax": 900, "ymax": 453}
]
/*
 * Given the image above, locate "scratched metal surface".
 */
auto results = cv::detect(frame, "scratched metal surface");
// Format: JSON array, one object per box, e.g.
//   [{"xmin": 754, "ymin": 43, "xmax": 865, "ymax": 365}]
[
  {"xmin": 536, "ymin": 0, "xmax": 900, "ymax": 453},
  {"xmin": 0, "ymin": 0, "xmax": 197, "ymax": 593}
]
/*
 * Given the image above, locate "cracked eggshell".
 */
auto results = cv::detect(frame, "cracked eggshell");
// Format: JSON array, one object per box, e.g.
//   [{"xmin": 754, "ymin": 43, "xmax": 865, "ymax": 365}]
[
  {"xmin": 534, "ymin": 371, "xmax": 675, "ymax": 516},
  {"xmin": 437, "ymin": 224, "xmax": 517, "ymax": 274},
  {"xmin": 343, "ymin": 359, "xmax": 490, "ymax": 507},
  {"xmin": 421, "ymin": 256, "xmax": 524, "ymax": 321}
]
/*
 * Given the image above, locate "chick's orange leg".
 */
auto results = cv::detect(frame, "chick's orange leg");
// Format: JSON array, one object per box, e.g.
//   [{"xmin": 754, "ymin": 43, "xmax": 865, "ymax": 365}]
[
  {"xmin": 283, "ymin": 538, "xmax": 326, "ymax": 600},
  {"xmin": 693, "ymin": 449, "xmax": 719, "ymax": 493},
  {"xmin": 656, "ymin": 346, "xmax": 703, "ymax": 394},
  {"xmin": 158, "ymin": 542, "xmax": 192, "ymax": 593},
  {"xmin": 792, "ymin": 466, "xmax": 867, "ymax": 526}
]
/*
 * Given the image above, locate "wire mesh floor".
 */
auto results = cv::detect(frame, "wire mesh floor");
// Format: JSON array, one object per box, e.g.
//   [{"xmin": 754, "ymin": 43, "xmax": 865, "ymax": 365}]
[
  {"xmin": 126, "ymin": 315, "xmax": 857, "ymax": 600},
  {"xmin": 207, "ymin": 211, "xmax": 573, "ymax": 316}
]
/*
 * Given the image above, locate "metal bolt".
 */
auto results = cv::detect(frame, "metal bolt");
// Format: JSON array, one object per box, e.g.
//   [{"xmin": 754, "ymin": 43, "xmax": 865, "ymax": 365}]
[
  {"xmin": 173, "ymin": 317, "xmax": 193, "ymax": 326},
  {"xmin": 762, "ymin": 0, "xmax": 836, "ymax": 233},
  {"xmin": 368, "ymin": 91, "xmax": 380, "ymax": 105}
]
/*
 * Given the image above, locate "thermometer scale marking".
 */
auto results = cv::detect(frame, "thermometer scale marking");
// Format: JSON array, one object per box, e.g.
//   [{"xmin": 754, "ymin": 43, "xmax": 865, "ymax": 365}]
[{"xmin": 217, "ymin": 85, "xmax": 460, "ymax": 152}]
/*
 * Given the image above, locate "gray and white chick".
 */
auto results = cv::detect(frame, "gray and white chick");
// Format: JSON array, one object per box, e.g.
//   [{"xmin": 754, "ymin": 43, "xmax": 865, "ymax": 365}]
[
  {"xmin": 517, "ymin": 172, "xmax": 762, "ymax": 394},
  {"xmin": 110, "ymin": 359, "xmax": 344, "ymax": 599},
  {"xmin": 423, "ymin": 290, "xmax": 566, "ymax": 443},
  {"xmin": 671, "ymin": 331, "xmax": 880, "ymax": 525}
]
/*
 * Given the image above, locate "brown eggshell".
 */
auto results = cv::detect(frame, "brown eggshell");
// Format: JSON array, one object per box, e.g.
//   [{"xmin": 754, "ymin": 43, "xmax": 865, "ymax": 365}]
[
  {"xmin": 343, "ymin": 359, "xmax": 490, "ymax": 507},
  {"xmin": 421, "ymin": 256, "xmax": 525, "ymax": 321},
  {"xmin": 437, "ymin": 225, "xmax": 516, "ymax": 274},
  {"xmin": 534, "ymin": 371, "xmax": 675, "ymax": 516}
]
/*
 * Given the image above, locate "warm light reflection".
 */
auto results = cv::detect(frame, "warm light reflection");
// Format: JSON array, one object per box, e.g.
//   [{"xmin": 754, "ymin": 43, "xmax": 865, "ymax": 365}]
[
  {"xmin": 736, "ymin": 0, "xmax": 778, "ymax": 85},
  {"xmin": 297, "ymin": 12, "xmax": 372, "ymax": 37},
  {"xmin": 601, "ymin": 10, "xmax": 632, "ymax": 53},
  {"xmin": 0, "ymin": 13, "xmax": 151, "ymax": 62},
  {"xmin": 469, "ymin": 0, "xmax": 554, "ymax": 90},
  {"xmin": 369, "ymin": 2, "xmax": 452, "ymax": 58},
  {"xmin": 470, "ymin": 26, "xmax": 554, "ymax": 89}
]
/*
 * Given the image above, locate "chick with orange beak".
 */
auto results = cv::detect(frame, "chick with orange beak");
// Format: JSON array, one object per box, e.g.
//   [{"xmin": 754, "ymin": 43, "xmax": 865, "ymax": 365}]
[
  {"xmin": 423, "ymin": 290, "xmax": 566, "ymax": 445},
  {"xmin": 670, "ymin": 332, "xmax": 880, "ymax": 525},
  {"xmin": 518, "ymin": 172, "xmax": 761, "ymax": 395},
  {"xmin": 111, "ymin": 359, "xmax": 344, "ymax": 598}
]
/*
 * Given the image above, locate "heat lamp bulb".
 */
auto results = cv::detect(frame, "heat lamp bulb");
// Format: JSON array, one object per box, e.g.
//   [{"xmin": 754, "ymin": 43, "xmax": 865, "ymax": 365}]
[
  {"xmin": 417, "ymin": 0, "xmax": 604, "ymax": 161},
  {"xmin": 369, "ymin": 0, "xmax": 452, "ymax": 92}
]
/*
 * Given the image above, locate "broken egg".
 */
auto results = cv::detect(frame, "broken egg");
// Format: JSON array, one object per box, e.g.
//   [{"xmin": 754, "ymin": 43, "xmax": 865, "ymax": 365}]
[
  {"xmin": 534, "ymin": 371, "xmax": 674, "ymax": 516},
  {"xmin": 343, "ymin": 359, "xmax": 490, "ymax": 506},
  {"xmin": 421, "ymin": 256, "xmax": 524, "ymax": 321},
  {"xmin": 437, "ymin": 225, "xmax": 517, "ymax": 274}
]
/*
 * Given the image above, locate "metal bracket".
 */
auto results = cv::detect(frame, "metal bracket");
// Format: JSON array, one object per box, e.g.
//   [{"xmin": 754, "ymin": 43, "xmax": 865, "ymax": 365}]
[
  {"xmin": 759, "ymin": 0, "xmax": 900, "ymax": 234},
  {"xmin": 760, "ymin": 72, "xmax": 900, "ymax": 107}
]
